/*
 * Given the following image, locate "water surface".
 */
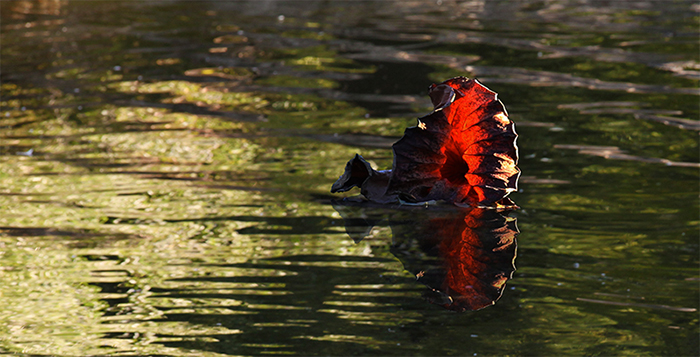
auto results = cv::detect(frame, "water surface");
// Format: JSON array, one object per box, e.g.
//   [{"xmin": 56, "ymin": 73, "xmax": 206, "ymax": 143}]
[{"xmin": 1, "ymin": 1, "xmax": 698, "ymax": 356}]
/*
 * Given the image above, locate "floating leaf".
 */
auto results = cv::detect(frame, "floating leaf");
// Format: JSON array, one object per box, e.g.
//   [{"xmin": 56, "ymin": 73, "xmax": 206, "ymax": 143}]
[{"xmin": 332, "ymin": 77, "xmax": 519, "ymax": 208}]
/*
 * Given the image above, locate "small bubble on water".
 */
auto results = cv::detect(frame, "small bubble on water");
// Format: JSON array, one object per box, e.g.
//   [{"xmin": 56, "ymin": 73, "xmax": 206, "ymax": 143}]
[
  {"xmin": 21, "ymin": 106, "xmax": 26, "ymax": 111},
  {"xmin": 113, "ymin": 65, "xmax": 122, "ymax": 71},
  {"xmin": 573, "ymin": 262, "xmax": 580, "ymax": 269},
  {"xmin": 62, "ymin": 27, "xmax": 68, "ymax": 32},
  {"xmin": 74, "ymin": 88, "xmax": 80, "ymax": 93},
  {"xmin": 277, "ymin": 15, "xmax": 285, "ymax": 22},
  {"xmin": 470, "ymin": 334, "xmax": 478, "ymax": 338},
  {"xmin": 137, "ymin": 75, "xmax": 143, "ymax": 80}
]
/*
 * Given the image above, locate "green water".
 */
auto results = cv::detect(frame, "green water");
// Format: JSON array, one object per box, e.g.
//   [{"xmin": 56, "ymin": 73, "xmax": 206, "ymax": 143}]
[{"xmin": 0, "ymin": 1, "xmax": 698, "ymax": 356}]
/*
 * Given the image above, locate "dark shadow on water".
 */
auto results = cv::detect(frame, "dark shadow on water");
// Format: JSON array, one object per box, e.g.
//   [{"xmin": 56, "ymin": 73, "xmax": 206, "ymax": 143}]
[
  {"xmin": 0, "ymin": 226, "xmax": 134, "ymax": 249},
  {"xmin": 138, "ymin": 254, "xmax": 424, "ymax": 356},
  {"xmin": 333, "ymin": 200, "xmax": 519, "ymax": 312}
]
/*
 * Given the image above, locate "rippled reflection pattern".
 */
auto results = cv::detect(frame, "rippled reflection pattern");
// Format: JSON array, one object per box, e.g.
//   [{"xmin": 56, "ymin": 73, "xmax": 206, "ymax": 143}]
[{"xmin": 334, "ymin": 203, "xmax": 518, "ymax": 311}]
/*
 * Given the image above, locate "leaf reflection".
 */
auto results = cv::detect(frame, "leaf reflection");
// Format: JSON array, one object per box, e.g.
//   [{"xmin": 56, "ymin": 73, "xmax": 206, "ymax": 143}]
[{"xmin": 333, "ymin": 203, "xmax": 519, "ymax": 312}]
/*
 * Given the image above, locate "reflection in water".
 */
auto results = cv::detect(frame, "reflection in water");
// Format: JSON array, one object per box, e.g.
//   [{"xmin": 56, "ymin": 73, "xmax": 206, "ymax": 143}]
[
  {"xmin": 333, "ymin": 202, "xmax": 518, "ymax": 312},
  {"xmin": 7, "ymin": 0, "xmax": 63, "ymax": 17},
  {"xmin": 554, "ymin": 144, "xmax": 700, "ymax": 168}
]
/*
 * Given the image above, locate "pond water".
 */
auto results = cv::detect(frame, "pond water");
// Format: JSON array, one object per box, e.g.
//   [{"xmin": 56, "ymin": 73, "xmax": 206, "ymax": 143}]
[{"xmin": 1, "ymin": 1, "xmax": 698, "ymax": 355}]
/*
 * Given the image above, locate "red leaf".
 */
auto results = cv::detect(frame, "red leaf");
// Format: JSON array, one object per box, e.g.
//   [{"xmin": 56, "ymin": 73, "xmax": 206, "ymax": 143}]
[{"xmin": 332, "ymin": 77, "xmax": 519, "ymax": 208}]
